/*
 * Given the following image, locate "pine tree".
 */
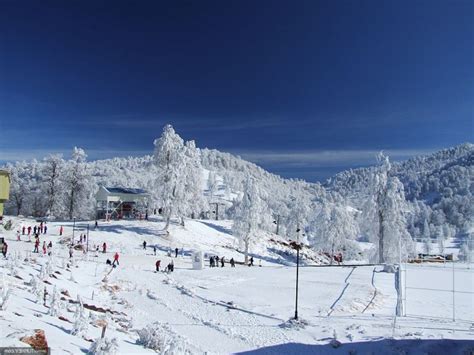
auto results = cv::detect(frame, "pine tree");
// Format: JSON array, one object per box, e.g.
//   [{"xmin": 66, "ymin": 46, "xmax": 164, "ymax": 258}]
[
  {"xmin": 232, "ymin": 178, "xmax": 266, "ymax": 263},
  {"xmin": 361, "ymin": 153, "xmax": 412, "ymax": 263},
  {"xmin": 65, "ymin": 147, "xmax": 93, "ymax": 219},
  {"xmin": 42, "ymin": 154, "xmax": 65, "ymax": 217},
  {"xmin": 153, "ymin": 125, "xmax": 187, "ymax": 231},
  {"xmin": 183, "ymin": 140, "xmax": 207, "ymax": 220},
  {"xmin": 310, "ymin": 202, "xmax": 359, "ymax": 263}
]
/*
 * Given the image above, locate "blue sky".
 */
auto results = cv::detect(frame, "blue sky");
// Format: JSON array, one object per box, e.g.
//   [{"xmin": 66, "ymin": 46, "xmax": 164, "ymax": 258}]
[{"xmin": 0, "ymin": 0, "xmax": 472, "ymax": 181}]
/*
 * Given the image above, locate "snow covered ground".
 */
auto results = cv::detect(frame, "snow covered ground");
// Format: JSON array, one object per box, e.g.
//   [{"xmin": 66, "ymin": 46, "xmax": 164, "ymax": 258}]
[{"xmin": 0, "ymin": 217, "xmax": 473, "ymax": 354}]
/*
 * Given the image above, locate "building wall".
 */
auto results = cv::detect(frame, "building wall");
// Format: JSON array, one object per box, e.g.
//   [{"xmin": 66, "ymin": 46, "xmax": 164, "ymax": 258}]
[{"xmin": 0, "ymin": 170, "xmax": 10, "ymax": 217}]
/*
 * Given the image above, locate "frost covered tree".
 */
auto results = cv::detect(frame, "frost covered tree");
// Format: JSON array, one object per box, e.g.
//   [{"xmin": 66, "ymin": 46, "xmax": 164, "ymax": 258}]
[
  {"xmin": 137, "ymin": 321, "xmax": 189, "ymax": 354},
  {"xmin": 361, "ymin": 153, "xmax": 412, "ymax": 263},
  {"xmin": 71, "ymin": 295, "xmax": 89, "ymax": 336},
  {"xmin": 48, "ymin": 286, "xmax": 59, "ymax": 317},
  {"xmin": 284, "ymin": 181, "xmax": 312, "ymax": 243},
  {"xmin": 232, "ymin": 178, "xmax": 266, "ymax": 264},
  {"xmin": 42, "ymin": 154, "xmax": 65, "ymax": 217},
  {"xmin": 207, "ymin": 171, "xmax": 218, "ymax": 203},
  {"xmin": 183, "ymin": 140, "xmax": 207, "ymax": 220},
  {"xmin": 89, "ymin": 337, "xmax": 119, "ymax": 355},
  {"xmin": 422, "ymin": 219, "xmax": 432, "ymax": 254},
  {"xmin": 0, "ymin": 273, "xmax": 10, "ymax": 310},
  {"xmin": 65, "ymin": 148, "xmax": 93, "ymax": 219},
  {"xmin": 309, "ymin": 202, "xmax": 359, "ymax": 263},
  {"xmin": 153, "ymin": 125, "xmax": 187, "ymax": 230}
]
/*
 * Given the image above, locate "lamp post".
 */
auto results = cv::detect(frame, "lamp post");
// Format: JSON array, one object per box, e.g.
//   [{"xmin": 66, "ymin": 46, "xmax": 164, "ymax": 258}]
[
  {"xmin": 86, "ymin": 224, "xmax": 90, "ymax": 253},
  {"xmin": 291, "ymin": 227, "xmax": 302, "ymax": 320}
]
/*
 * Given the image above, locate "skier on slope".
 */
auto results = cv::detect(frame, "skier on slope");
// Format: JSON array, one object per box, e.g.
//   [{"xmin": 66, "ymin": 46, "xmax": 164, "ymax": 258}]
[
  {"xmin": 153, "ymin": 246, "xmax": 157, "ymax": 256},
  {"xmin": 143, "ymin": 241, "xmax": 147, "ymax": 250}
]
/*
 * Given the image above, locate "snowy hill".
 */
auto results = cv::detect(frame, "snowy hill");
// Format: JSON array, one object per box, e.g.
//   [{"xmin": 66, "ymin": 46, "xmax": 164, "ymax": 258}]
[
  {"xmin": 324, "ymin": 143, "xmax": 474, "ymax": 242},
  {"xmin": 2, "ymin": 127, "xmax": 472, "ymax": 253}
]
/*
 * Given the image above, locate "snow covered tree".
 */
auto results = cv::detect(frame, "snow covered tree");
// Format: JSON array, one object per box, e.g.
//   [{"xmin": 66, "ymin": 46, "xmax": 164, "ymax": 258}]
[
  {"xmin": 232, "ymin": 178, "xmax": 266, "ymax": 264},
  {"xmin": 137, "ymin": 322, "xmax": 189, "ymax": 354},
  {"xmin": 361, "ymin": 153, "xmax": 412, "ymax": 263},
  {"xmin": 48, "ymin": 286, "xmax": 59, "ymax": 316},
  {"xmin": 71, "ymin": 295, "xmax": 88, "ymax": 336},
  {"xmin": 65, "ymin": 148, "xmax": 93, "ymax": 219},
  {"xmin": 89, "ymin": 337, "xmax": 119, "ymax": 355},
  {"xmin": 309, "ymin": 202, "xmax": 359, "ymax": 263},
  {"xmin": 183, "ymin": 140, "xmax": 207, "ymax": 220},
  {"xmin": 284, "ymin": 181, "xmax": 312, "ymax": 243},
  {"xmin": 153, "ymin": 125, "xmax": 187, "ymax": 230},
  {"xmin": 207, "ymin": 171, "xmax": 218, "ymax": 203},
  {"xmin": 42, "ymin": 154, "xmax": 65, "ymax": 217},
  {"xmin": 422, "ymin": 219, "xmax": 432, "ymax": 254},
  {"xmin": 0, "ymin": 273, "xmax": 10, "ymax": 310}
]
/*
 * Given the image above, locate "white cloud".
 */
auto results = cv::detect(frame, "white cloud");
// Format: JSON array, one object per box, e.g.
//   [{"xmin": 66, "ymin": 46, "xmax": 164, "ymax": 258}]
[{"xmin": 233, "ymin": 148, "xmax": 437, "ymax": 168}]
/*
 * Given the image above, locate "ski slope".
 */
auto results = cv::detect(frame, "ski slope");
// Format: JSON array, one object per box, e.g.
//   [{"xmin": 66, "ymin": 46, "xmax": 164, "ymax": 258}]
[{"xmin": 0, "ymin": 217, "xmax": 473, "ymax": 354}]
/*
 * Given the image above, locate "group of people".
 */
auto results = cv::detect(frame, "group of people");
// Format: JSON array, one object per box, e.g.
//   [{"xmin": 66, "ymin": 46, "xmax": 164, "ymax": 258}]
[
  {"xmin": 105, "ymin": 252, "xmax": 120, "ymax": 267},
  {"xmin": 21, "ymin": 222, "xmax": 48, "ymax": 238},
  {"xmin": 154, "ymin": 259, "xmax": 175, "ymax": 273},
  {"xmin": 18, "ymin": 222, "xmax": 48, "ymax": 242},
  {"xmin": 209, "ymin": 255, "xmax": 236, "ymax": 268},
  {"xmin": 33, "ymin": 235, "xmax": 52, "ymax": 256}
]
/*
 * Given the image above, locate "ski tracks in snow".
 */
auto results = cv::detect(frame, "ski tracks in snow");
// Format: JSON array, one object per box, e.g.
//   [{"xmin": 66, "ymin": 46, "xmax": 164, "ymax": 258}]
[{"xmin": 327, "ymin": 266, "xmax": 379, "ymax": 316}]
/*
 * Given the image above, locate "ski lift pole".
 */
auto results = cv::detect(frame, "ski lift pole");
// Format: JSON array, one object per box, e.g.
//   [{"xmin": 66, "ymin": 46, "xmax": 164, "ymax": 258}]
[{"xmin": 86, "ymin": 224, "xmax": 90, "ymax": 253}]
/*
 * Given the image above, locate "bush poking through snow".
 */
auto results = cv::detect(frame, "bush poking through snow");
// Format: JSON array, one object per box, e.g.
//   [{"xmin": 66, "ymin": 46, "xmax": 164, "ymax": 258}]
[
  {"xmin": 137, "ymin": 322, "xmax": 190, "ymax": 354},
  {"xmin": 48, "ymin": 286, "xmax": 59, "ymax": 316},
  {"xmin": 0, "ymin": 273, "xmax": 11, "ymax": 310},
  {"xmin": 71, "ymin": 295, "xmax": 89, "ymax": 336},
  {"xmin": 88, "ymin": 337, "xmax": 118, "ymax": 355}
]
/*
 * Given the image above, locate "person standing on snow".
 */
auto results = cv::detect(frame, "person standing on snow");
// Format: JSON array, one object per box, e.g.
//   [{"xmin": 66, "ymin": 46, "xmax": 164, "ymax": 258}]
[
  {"xmin": 102, "ymin": 242, "xmax": 107, "ymax": 253},
  {"xmin": 69, "ymin": 247, "xmax": 73, "ymax": 258},
  {"xmin": 112, "ymin": 252, "xmax": 120, "ymax": 266},
  {"xmin": 210, "ymin": 256, "xmax": 214, "ymax": 268},
  {"xmin": 221, "ymin": 256, "xmax": 225, "ymax": 267},
  {"xmin": 59, "ymin": 226, "xmax": 63, "ymax": 236},
  {"xmin": 27, "ymin": 226, "xmax": 32, "ymax": 236},
  {"xmin": 153, "ymin": 246, "xmax": 157, "ymax": 256},
  {"xmin": 175, "ymin": 247, "xmax": 178, "ymax": 258},
  {"xmin": 16, "ymin": 230, "xmax": 21, "ymax": 241},
  {"xmin": 44, "ymin": 225, "xmax": 47, "ymax": 234},
  {"xmin": 34, "ymin": 238, "xmax": 40, "ymax": 253},
  {"xmin": 42, "ymin": 241, "xmax": 47, "ymax": 255},
  {"xmin": 155, "ymin": 260, "xmax": 161, "ymax": 272},
  {"xmin": 143, "ymin": 241, "xmax": 147, "ymax": 250},
  {"xmin": 249, "ymin": 256, "xmax": 254, "ymax": 267},
  {"xmin": 230, "ymin": 258, "xmax": 235, "ymax": 267},
  {"xmin": 1, "ymin": 242, "xmax": 8, "ymax": 258}
]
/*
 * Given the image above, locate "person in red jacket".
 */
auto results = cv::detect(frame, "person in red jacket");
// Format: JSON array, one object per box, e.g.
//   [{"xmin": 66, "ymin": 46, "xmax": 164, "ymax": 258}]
[
  {"xmin": 112, "ymin": 252, "xmax": 119, "ymax": 266},
  {"xmin": 27, "ymin": 226, "xmax": 32, "ymax": 235},
  {"xmin": 155, "ymin": 260, "xmax": 161, "ymax": 272},
  {"xmin": 34, "ymin": 238, "xmax": 40, "ymax": 253},
  {"xmin": 59, "ymin": 226, "xmax": 63, "ymax": 236}
]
